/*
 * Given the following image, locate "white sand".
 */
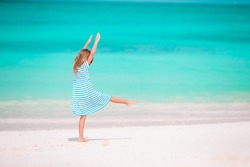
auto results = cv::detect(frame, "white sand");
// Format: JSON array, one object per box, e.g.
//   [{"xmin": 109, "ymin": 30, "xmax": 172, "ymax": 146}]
[{"xmin": 1, "ymin": 122, "xmax": 250, "ymax": 167}]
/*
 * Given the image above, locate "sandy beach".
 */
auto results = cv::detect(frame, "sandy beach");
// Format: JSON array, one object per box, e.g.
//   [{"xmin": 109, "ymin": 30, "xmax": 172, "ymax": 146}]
[{"xmin": 1, "ymin": 122, "xmax": 250, "ymax": 167}]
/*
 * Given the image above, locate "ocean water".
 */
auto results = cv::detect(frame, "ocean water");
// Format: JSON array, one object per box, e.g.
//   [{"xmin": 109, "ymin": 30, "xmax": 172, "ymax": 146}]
[{"xmin": 0, "ymin": 1, "xmax": 250, "ymax": 103}]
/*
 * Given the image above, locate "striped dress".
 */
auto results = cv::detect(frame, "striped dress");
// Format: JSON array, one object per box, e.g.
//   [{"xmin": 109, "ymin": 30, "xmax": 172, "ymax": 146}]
[{"xmin": 72, "ymin": 61, "xmax": 111, "ymax": 116}]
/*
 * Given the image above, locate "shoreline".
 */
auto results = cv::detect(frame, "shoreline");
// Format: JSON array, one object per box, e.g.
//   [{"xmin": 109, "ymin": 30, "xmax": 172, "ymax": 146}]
[
  {"xmin": 0, "ymin": 101, "xmax": 250, "ymax": 131},
  {"xmin": 1, "ymin": 117, "xmax": 250, "ymax": 131}
]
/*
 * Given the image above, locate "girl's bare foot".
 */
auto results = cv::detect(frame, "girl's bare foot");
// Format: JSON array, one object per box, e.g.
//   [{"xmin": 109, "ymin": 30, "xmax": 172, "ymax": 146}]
[
  {"xmin": 78, "ymin": 137, "xmax": 89, "ymax": 142},
  {"xmin": 125, "ymin": 100, "xmax": 136, "ymax": 106}
]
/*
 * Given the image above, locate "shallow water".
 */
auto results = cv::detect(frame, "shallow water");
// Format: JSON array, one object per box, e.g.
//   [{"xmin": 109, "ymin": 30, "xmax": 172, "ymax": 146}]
[
  {"xmin": 1, "ymin": 1, "xmax": 250, "ymax": 102},
  {"xmin": 0, "ymin": 1, "xmax": 250, "ymax": 122}
]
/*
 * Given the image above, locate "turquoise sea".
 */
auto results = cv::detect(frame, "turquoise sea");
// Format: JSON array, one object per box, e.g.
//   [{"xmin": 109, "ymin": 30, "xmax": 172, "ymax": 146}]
[{"xmin": 0, "ymin": 1, "xmax": 250, "ymax": 103}]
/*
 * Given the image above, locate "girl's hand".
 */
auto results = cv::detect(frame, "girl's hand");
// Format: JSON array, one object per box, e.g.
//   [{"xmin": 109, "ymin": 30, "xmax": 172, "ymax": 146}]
[
  {"xmin": 95, "ymin": 32, "xmax": 100, "ymax": 42},
  {"xmin": 87, "ymin": 35, "xmax": 92, "ymax": 44}
]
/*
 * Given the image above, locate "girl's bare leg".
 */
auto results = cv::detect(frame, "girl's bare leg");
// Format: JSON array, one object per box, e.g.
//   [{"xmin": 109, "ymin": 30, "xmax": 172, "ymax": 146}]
[
  {"xmin": 110, "ymin": 97, "xmax": 135, "ymax": 106},
  {"xmin": 78, "ymin": 115, "xmax": 88, "ymax": 142}
]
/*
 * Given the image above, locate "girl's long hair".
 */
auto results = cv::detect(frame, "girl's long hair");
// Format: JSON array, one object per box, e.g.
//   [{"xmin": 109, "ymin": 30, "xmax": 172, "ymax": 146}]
[{"xmin": 73, "ymin": 49, "xmax": 91, "ymax": 73}]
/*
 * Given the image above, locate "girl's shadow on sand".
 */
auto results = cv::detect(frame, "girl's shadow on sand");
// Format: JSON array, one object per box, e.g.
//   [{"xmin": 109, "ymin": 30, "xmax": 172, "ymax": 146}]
[{"xmin": 68, "ymin": 137, "xmax": 130, "ymax": 142}]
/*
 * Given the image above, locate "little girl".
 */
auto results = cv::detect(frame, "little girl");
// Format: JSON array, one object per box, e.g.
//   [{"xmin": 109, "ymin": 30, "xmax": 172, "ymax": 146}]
[{"xmin": 72, "ymin": 33, "xmax": 135, "ymax": 142}]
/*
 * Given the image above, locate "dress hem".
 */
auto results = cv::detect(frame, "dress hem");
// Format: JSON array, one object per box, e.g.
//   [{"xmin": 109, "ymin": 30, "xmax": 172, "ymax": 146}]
[{"xmin": 72, "ymin": 96, "xmax": 111, "ymax": 116}]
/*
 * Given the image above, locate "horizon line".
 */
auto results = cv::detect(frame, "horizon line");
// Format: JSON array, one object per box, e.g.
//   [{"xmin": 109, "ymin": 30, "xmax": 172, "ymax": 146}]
[{"xmin": 2, "ymin": 0, "xmax": 250, "ymax": 5}]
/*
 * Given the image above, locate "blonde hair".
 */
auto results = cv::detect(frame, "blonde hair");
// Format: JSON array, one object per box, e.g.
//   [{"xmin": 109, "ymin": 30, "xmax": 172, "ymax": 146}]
[{"xmin": 73, "ymin": 49, "xmax": 91, "ymax": 73}]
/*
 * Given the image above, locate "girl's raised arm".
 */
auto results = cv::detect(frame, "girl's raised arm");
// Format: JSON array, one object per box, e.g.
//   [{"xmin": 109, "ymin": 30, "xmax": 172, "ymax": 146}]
[
  {"xmin": 82, "ymin": 35, "xmax": 92, "ymax": 49},
  {"xmin": 87, "ymin": 32, "xmax": 100, "ymax": 65}
]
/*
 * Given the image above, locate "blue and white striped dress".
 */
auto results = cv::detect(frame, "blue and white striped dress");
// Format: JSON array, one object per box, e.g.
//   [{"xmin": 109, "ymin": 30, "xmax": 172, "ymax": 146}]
[{"xmin": 72, "ymin": 61, "xmax": 111, "ymax": 116}]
